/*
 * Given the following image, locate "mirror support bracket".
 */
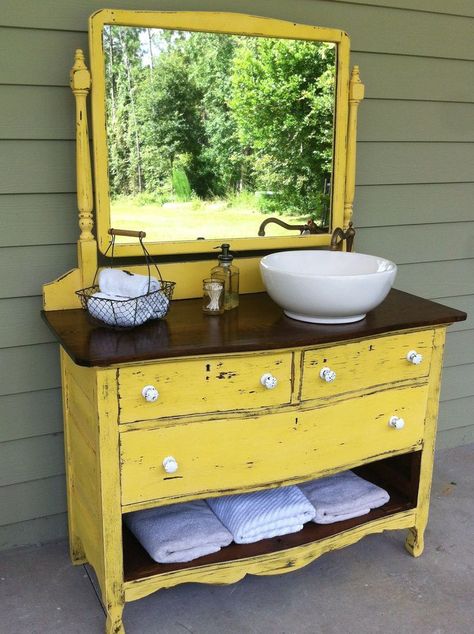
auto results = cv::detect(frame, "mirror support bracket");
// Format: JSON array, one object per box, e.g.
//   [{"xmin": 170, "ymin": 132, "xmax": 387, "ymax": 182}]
[
  {"xmin": 344, "ymin": 65, "xmax": 365, "ymax": 229},
  {"xmin": 70, "ymin": 49, "xmax": 97, "ymax": 287}
]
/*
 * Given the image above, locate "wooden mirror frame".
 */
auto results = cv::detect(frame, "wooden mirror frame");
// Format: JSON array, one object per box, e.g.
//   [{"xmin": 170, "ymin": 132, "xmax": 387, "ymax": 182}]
[{"xmin": 87, "ymin": 9, "xmax": 359, "ymax": 258}]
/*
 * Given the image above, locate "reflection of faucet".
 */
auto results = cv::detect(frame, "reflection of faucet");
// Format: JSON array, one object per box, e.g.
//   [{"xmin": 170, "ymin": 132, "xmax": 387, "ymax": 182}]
[
  {"xmin": 258, "ymin": 217, "xmax": 326, "ymax": 237},
  {"xmin": 330, "ymin": 222, "xmax": 355, "ymax": 252}
]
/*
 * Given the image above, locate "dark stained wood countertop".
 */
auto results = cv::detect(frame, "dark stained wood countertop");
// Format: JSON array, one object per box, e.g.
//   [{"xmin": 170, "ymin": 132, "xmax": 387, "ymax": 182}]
[{"xmin": 42, "ymin": 290, "xmax": 466, "ymax": 367}]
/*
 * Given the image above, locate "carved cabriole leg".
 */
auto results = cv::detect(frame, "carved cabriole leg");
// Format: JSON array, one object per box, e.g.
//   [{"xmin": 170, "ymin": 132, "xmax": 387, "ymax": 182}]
[
  {"xmin": 96, "ymin": 371, "xmax": 126, "ymax": 634},
  {"xmin": 405, "ymin": 327, "xmax": 446, "ymax": 557},
  {"xmin": 344, "ymin": 66, "xmax": 365, "ymax": 231}
]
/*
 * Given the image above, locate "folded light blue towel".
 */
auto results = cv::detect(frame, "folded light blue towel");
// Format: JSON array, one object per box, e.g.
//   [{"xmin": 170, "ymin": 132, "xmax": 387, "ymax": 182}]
[
  {"xmin": 207, "ymin": 486, "xmax": 316, "ymax": 544},
  {"xmin": 124, "ymin": 500, "xmax": 233, "ymax": 563},
  {"xmin": 299, "ymin": 471, "xmax": 390, "ymax": 524}
]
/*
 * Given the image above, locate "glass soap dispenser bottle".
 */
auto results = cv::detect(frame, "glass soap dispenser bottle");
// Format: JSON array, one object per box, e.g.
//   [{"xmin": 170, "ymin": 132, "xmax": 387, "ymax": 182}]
[{"xmin": 211, "ymin": 243, "xmax": 239, "ymax": 310}]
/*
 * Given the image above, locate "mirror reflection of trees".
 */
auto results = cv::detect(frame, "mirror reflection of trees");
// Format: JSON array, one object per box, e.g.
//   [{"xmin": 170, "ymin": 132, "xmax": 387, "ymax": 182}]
[{"xmin": 104, "ymin": 26, "xmax": 335, "ymax": 232}]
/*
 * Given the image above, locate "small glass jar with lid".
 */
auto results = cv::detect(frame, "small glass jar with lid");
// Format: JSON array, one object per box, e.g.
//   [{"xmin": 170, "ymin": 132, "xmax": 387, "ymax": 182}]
[{"xmin": 202, "ymin": 278, "xmax": 225, "ymax": 315}]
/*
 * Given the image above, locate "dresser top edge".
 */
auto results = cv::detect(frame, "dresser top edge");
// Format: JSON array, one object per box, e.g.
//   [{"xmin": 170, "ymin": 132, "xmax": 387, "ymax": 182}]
[{"xmin": 42, "ymin": 289, "xmax": 466, "ymax": 367}]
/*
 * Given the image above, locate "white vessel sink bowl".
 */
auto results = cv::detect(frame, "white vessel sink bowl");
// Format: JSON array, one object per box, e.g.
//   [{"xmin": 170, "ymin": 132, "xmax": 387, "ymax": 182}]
[{"xmin": 260, "ymin": 250, "xmax": 397, "ymax": 324}]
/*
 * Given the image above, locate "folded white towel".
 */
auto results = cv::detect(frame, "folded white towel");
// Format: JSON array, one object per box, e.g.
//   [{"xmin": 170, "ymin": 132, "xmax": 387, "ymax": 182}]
[
  {"xmin": 207, "ymin": 486, "xmax": 315, "ymax": 544},
  {"xmin": 87, "ymin": 291, "xmax": 168, "ymax": 327},
  {"xmin": 124, "ymin": 500, "xmax": 233, "ymax": 563},
  {"xmin": 98, "ymin": 268, "xmax": 161, "ymax": 298},
  {"xmin": 300, "ymin": 471, "xmax": 390, "ymax": 524}
]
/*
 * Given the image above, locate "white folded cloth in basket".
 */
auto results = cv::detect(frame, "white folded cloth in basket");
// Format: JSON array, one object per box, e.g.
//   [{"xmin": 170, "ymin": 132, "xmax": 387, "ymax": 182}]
[
  {"xmin": 98, "ymin": 268, "xmax": 161, "ymax": 298},
  {"xmin": 124, "ymin": 500, "xmax": 233, "ymax": 563},
  {"xmin": 88, "ymin": 292, "xmax": 168, "ymax": 327},
  {"xmin": 206, "ymin": 486, "xmax": 316, "ymax": 544},
  {"xmin": 299, "ymin": 471, "xmax": 390, "ymax": 524}
]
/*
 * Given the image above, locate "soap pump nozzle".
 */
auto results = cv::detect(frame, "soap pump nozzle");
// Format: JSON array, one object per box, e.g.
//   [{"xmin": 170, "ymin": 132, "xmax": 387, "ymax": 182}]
[{"xmin": 216, "ymin": 243, "xmax": 234, "ymax": 263}]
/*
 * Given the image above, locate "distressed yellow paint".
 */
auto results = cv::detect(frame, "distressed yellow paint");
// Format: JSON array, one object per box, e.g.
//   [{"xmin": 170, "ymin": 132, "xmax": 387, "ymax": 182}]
[
  {"xmin": 301, "ymin": 330, "xmax": 434, "ymax": 403},
  {"xmin": 88, "ymin": 9, "xmax": 353, "ymax": 258},
  {"xmin": 43, "ymin": 268, "xmax": 82, "ymax": 311},
  {"xmin": 59, "ymin": 324, "xmax": 450, "ymax": 633},
  {"xmin": 118, "ymin": 351, "xmax": 293, "ymax": 423},
  {"xmin": 405, "ymin": 327, "xmax": 446, "ymax": 557},
  {"xmin": 120, "ymin": 384, "xmax": 428, "ymax": 508},
  {"xmin": 124, "ymin": 509, "xmax": 416, "ymax": 601}
]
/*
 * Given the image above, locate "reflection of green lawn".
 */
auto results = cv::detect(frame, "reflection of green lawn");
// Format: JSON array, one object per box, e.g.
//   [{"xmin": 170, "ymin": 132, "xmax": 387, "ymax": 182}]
[{"xmin": 111, "ymin": 199, "xmax": 309, "ymax": 242}]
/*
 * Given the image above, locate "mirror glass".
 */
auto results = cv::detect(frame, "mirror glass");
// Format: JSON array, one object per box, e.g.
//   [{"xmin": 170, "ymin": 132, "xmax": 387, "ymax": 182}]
[{"xmin": 102, "ymin": 26, "xmax": 336, "ymax": 242}]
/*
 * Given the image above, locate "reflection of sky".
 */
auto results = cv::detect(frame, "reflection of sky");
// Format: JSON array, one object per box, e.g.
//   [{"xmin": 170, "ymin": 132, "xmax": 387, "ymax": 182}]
[{"xmin": 138, "ymin": 28, "xmax": 191, "ymax": 67}]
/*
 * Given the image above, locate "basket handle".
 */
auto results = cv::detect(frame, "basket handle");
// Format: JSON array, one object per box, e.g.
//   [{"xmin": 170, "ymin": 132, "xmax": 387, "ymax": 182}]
[{"xmin": 109, "ymin": 228, "xmax": 146, "ymax": 238}]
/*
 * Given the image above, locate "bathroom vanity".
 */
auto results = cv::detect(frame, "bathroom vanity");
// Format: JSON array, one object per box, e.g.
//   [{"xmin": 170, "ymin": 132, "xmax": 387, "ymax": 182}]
[
  {"xmin": 42, "ymin": 10, "xmax": 467, "ymax": 633},
  {"xmin": 43, "ymin": 290, "xmax": 465, "ymax": 633}
]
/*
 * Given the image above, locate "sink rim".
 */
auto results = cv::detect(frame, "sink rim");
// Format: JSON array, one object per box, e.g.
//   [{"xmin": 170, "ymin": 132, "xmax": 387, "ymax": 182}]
[{"xmin": 260, "ymin": 250, "xmax": 397, "ymax": 280}]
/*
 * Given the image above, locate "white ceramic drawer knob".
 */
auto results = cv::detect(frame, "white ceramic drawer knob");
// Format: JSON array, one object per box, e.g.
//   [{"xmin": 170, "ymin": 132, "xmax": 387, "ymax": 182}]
[
  {"xmin": 407, "ymin": 350, "xmax": 423, "ymax": 365},
  {"xmin": 389, "ymin": 416, "xmax": 405, "ymax": 430},
  {"xmin": 260, "ymin": 373, "xmax": 278, "ymax": 389},
  {"xmin": 141, "ymin": 385, "xmax": 159, "ymax": 402},
  {"xmin": 162, "ymin": 456, "xmax": 178, "ymax": 474},
  {"xmin": 320, "ymin": 367, "xmax": 336, "ymax": 383}
]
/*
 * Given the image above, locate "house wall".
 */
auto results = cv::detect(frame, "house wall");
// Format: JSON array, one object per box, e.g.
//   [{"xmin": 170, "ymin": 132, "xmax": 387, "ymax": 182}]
[{"xmin": 1, "ymin": 0, "xmax": 473, "ymax": 550}]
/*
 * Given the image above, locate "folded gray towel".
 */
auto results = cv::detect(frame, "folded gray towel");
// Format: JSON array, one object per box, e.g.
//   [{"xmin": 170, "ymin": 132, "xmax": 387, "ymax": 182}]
[
  {"xmin": 299, "ymin": 471, "xmax": 390, "ymax": 524},
  {"xmin": 124, "ymin": 500, "xmax": 233, "ymax": 563}
]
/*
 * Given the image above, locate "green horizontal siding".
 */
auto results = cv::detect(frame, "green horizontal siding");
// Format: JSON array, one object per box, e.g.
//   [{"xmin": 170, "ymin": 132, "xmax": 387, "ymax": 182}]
[
  {"xmin": 0, "ymin": 86, "xmax": 74, "ymax": 140},
  {"xmin": 0, "ymin": 513, "xmax": 67, "ymax": 551},
  {"xmin": 0, "ymin": 193, "xmax": 77, "ymax": 247},
  {"xmin": 0, "ymin": 245, "xmax": 76, "ymax": 299},
  {"xmin": 1, "ymin": 0, "xmax": 474, "ymax": 55},
  {"xmin": 396, "ymin": 261, "xmax": 474, "ymax": 298},
  {"xmin": 438, "ymin": 425, "xmax": 474, "ymax": 450},
  {"xmin": 439, "ymin": 396, "xmax": 474, "ymax": 432},
  {"xmin": 0, "ymin": 475, "xmax": 66, "ymax": 526},
  {"xmin": 357, "ymin": 223, "xmax": 474, "ymax": 264},
  {"xmin": 0, "ymin": 0, "xmax": 472, "ymax": 551},
  {"xmin": 357, "ymin": 142, "xmax": 474, "ymax": 185},
  {"xmin": 356, "ymin": 183, "xmax": 474, "ymax": 227},
  {"xmin": 441, "ymin": 364, "xmax": 474, "ymax": 402},
  {"xmin": 0, "ymin": 297, "xmax": 54, "ymax": 347},
  {"xmin": 0, "ymin": 434, "xmax": 64, "ymax": 487},
  {"xmin": 0, "ymin": 389, "xmax": 62, "ymax": 443},
  {"xmin": 0, "ymin": 141, "xmax": 76, "ymax": 194},
  {"xmin": 353, "ymin": 52, "xmax": 474, "ymax": 102},
  {"xmin": 359, "ymin": 101, "xmax": 474, "ymax": 143},
  {"xmin": 0, "ymin": 345, "xmax": 60, "ymax": 397}
]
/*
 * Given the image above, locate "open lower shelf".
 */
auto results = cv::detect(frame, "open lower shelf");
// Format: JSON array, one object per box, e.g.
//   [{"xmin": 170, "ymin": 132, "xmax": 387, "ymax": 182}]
[{"xmin": 123, "ymin": 452, "xmax": 421, "ymax": 583}]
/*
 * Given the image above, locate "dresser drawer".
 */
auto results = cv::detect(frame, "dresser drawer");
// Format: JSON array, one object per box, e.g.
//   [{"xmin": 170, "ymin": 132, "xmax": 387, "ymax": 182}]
[
  {"xmin": 301, "ymin": 330, "xmax": 433, "ymax": 402},
  {"xmin": 120, "ymin": 384, "xmax": 428, "ymax": 507},
  {"xmin": 118, "ymin": 351, "xmax": 293, "ymax": 423}
]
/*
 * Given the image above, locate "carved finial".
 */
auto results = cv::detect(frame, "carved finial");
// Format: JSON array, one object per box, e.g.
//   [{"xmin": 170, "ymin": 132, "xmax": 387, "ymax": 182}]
[
  {"xmin": 70, "ymin": 49, "xmax": 91, "ymax": 93},
  {"xmin": 349, "ymin": 65, "xmax": 365, "ymax": 103}
]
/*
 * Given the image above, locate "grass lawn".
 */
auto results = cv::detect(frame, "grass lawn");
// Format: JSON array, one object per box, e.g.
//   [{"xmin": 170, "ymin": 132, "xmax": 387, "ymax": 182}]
[{"xmin": 110, "ymin": 198, "xmax": 310, "ymax": 242}]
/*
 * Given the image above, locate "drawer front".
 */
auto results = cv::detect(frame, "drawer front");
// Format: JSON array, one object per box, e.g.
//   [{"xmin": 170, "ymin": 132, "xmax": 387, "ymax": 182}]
[
  {"xmin": 301, "ymin": 331, "xmax": 433, "ymax": 402},
  {"xmin": 118, "ymin": 351, "xmax": 293, "ymax": 423},
  {"xmin": 120, "ymin": 384, "xmax": 428, "ymax": 507}
]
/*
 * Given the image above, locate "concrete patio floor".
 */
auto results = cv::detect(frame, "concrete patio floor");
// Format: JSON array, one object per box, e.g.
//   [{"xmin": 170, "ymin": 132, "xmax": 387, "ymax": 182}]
[{"xmin": 1, "ymin": 443, "xmax": 473, "ymax": 634}]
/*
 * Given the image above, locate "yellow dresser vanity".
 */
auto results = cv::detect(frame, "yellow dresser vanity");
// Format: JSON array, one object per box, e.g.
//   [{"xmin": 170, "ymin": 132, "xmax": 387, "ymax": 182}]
[
  {"xmin": 43, "ymin": 292, "xmax": 465, "ymax": 633},
  {"xmin": 41, "ymin": 9, "xmax": 466, "ymax": 633}
]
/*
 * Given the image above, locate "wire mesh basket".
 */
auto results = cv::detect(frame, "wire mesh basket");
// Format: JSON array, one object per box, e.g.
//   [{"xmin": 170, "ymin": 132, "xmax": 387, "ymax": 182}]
[{"xmin": 76, "ymin": 229, "xmax": 176, "ymax": 330}]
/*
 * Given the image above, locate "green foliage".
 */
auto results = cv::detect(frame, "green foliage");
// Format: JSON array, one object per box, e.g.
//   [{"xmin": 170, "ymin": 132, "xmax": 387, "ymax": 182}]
[
  {"xmin": 172, "ymin": 165, "xmax": 192, "ymax": 201},
  {"xmin": 104, "ymin": 27, "xmax": 335, "ymax": 221}
]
